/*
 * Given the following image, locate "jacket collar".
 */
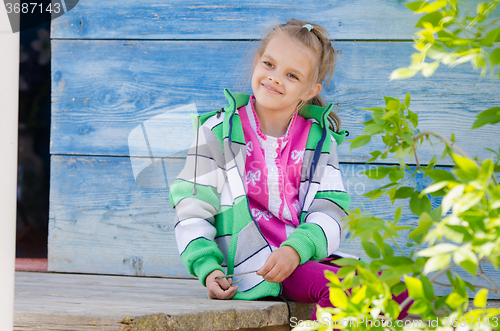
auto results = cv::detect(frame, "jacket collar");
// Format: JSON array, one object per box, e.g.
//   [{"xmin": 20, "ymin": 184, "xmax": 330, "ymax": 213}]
[{"xmin": 223, "ymin": 88, "xmax": 348, "ymax": 145}]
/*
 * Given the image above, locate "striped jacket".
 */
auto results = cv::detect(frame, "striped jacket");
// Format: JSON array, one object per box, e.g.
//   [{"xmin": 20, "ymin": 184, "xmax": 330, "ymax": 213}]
[{"xmin": 169, "ymin": 89, "xmax": 351, "ymax": 300}]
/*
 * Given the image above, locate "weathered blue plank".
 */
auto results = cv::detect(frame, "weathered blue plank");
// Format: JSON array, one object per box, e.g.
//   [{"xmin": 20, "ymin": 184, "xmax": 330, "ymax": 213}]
[
  {"xmin": 48, "ymin": 155, "xmax": 498, "ymax": 297},
  {"xmin": 51, "ymin": 0, "xmax": 420, "ymax": 40},
  {"xmin": 50, "ymin": 0, "xmax": 500, "ymax": 41},
  {"xmin": 48, "ymin": 155, "xmax": 187, "ymax": 277},
  {"xmin": 51, "ymin": 40, "xmax": 500, "ymax": 165}
]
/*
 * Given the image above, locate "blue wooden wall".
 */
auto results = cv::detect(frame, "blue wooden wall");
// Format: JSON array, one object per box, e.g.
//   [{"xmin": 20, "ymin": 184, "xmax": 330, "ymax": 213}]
[{"xmin": 50, "ymin": 1, "xmax": 499, "ymax": 296}]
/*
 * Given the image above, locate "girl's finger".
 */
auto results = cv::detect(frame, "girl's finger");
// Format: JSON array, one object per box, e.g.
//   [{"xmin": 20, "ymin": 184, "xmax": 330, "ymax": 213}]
[
  {"xmin": 220, "ymin": 285, "xmax": 238, "ymax": 299},
  {"xmin": 215, "ymin": 277, "xmax": 231, "ymax": 290}
]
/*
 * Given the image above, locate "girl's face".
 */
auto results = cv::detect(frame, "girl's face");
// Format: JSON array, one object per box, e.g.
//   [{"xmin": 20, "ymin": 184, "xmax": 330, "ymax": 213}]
[{"xmin": 251, "ymin": 36, "xmax": 321, "ymax": 117}]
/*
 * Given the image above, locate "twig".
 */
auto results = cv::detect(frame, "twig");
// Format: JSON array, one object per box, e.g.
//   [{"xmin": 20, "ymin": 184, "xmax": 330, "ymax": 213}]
[
  {"xmin": 413, "ymin": 145, "xmax": 420, "ymax": 168},
  {"xmin": 391, "ymin": 237, "xmax": 406, "ymax": 257},
  {"xmin": 432, "ymin": 281, "xmax": 453, "ymax": 288},
  {"xmin": 478, "ymin": 260, "xmax": 500, "ymax": 294},
  {"xmin": 432, "ymin": 280, "xmax": 496, "ymax": 293},
  {"xmin": 477, "ymin": 273, "xmax": 500, "ymax": 295},
  {"xmin": 399, "ymin": 296, "xmax": 414, "ymax": 312},
  {"xmin": 430, "ymin": 263, "xmax": 456, "ymax": 283},
  {"xmin": 413, "ymin": 131, "xmax": 473, "ymax": 161}
]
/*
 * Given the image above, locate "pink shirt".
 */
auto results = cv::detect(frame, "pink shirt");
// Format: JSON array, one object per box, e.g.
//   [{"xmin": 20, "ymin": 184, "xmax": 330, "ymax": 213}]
[{"xmin": 239, "ymin": 96, "xmax": 312, "ymax": 249}]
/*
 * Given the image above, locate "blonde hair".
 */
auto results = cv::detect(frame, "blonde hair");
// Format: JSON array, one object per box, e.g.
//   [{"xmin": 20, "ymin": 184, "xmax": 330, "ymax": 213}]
[{"xmin": 254, "ymin": 19, "xmax": 341, "ymax": 132}]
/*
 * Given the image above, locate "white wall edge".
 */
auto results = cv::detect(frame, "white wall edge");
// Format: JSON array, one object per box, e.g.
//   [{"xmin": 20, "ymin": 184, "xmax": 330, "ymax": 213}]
[{"xmin": 0, "ymin": 1, "xmax": 19, "ymax": 330}]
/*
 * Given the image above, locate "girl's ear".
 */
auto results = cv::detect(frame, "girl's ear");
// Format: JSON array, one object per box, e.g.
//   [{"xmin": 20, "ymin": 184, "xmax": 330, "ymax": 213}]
[{"xmin": 306, "ymin": 83, "xmax": 322, "ymax": 100}]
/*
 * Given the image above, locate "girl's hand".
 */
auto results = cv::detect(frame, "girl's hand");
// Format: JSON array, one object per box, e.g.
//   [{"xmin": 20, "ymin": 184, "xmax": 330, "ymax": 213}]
[
  {"xmin": 205, "ymin": 270, "xmax": 238, "ymax": 300},
  {"xmin": 257, "ymin": 246, "xmax": 300, "ymax": 283}
]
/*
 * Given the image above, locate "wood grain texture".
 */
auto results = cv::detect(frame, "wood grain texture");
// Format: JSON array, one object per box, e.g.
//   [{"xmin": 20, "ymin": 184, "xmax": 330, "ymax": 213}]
[
  {"xmin": 51, "ymin": 40, "xmax": 500, "ymax": 165},
  {"xmin": 48, "ymin": 155, "xmax": 498, "ymax": 297},
  {"xmin": 14, "ymin": 271, "xmax": 314, "ymax": 331},
  {"xmin": 50, "ymin": 0, "xmax": 421, "ymax": 40},
  {"xmin": 50, "ymin": 0, "xmax": 500, "ymax": 41}
]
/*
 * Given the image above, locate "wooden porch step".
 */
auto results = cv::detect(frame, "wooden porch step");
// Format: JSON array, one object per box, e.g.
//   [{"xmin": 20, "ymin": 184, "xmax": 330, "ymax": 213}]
[{"xmin": 14, "ymin": 271, "xmax": 314, "ymax": 331}]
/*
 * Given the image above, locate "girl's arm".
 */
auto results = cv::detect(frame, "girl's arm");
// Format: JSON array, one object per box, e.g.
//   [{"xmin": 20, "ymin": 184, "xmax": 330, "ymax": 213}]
[
  {"xmin": 170, "ymin": 115, "xmax": 227, "ymax": 287},
  {"xmin": 281, "ymin": 134, "xmax": 351, "ymax": 264}
]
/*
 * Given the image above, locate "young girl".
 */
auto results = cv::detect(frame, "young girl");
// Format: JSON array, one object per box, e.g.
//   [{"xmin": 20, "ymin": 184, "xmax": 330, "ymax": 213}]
[{"xmin": 170, "ymin": 19, "xmax": 410, "ymax": 321}]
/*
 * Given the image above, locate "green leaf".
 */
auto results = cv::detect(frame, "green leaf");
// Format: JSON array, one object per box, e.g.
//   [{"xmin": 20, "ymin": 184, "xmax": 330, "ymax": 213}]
[
  {"xmin": 409, "ymin": 212, "xmax": 434, "ymax": 241},
  {"xmin": 388, "ymin": 169, "xmax": 405, "ymax": 182},
  {"xmin": 453, "ymin": 248, "xmax": 478, "ymax": 276},
  {"xmin": 363, "ymin": 106, "xmax": 386, "ymax": 113},
  {"xmin": 490, "ymin": 48, "xmax": 500, "ymax": 65},
  {"xmin": 473, "ymin": 288, "xmax": 488, "ymax": 308},
  {"xmin": 333, "ymin": 258, "xmax": 365, "ymax": 266},
  {"xmin": 410, "ymin": 191, "xmax": 431, "ymax": 215},
  {"xmin": 435, "ymin": 295, "xmax": 448, "ymax": 310},
  {"xmin": 337, "ymin": 266, "xmax": 356, "ymax": 278},
  {"xmin": 341, "ymin": 269, "xmax": 354, "ymax": 289},
  {"xmin": 384, "ymin": 96, "xmax": 397, "ymax": 105},
  {"xmin": 391, "ymin": 282, "xmax": 407, "ymax": 296},
  {"xmin": 362, "ymin": 241, "xmax": 381, "ymax": 259},
  {"xmin": 386, "ymin": 99, "xmax": 401, "ymax": 112},
  {"xmin": 364, "ymin": 166, "xmax": 392, "ymax": 180},
  {"xmin": 401, "ymin": 132, "xmax": 415, "ymax": 145},
  {"xmin": 418, "ymin": 243, "xmax": 458, "ymax": 257},
  {"xmin": 445, "ymin": 292, "xmax": 466, "ymax": 309},
  {"xmin": 395, "ymin": 186, "xmax": 415, "ymax": 199},
  {"xmin": 408, "ymin": 110, "xmax": 418, "ymax": 127},
  {"xmin": 363, "ymin": 123, "xmax": 383, "ymax": 134},
  {"xmin": 416, "ymin": 11, "xmax": 445, "ymax": 28},
  {"xmin": 404, "ymin": 276, "xmax": 426, "ymax": 300},
  {"xmin": 367, "ymin": 150, "xmax": 383, "ymax": 163},
  {"xmin": 406, "ymin": 1, "xmax": 427, "ymax": 12},
  {"xmin": 459, "ymin": 260, "xmax": 478, "ymax": 276},
  {"xmin": 428, "ymin": 155, "xmax": 437, "ymax": 168},
  {"xmin": 425, "ymin": 169, "xmax": 455, "ymax": 182},
  {"xmin": 349, "ymin": 135, "xmax": 372, "ymax": 150},
  {"xmin": 421, "ymin": 276, "xmax": 435, "ymax": 301},
  {"xmin": 387, "ymin": 300, "xmax": 402, "ymax": 319},
  {"xmin": 390, "ymin": 67, "xmax": 418, "ymax": 80},
  {"xmin": 442, "ymin": 184, "xmax": 465, "ymax": 215},
  {"xmin": 472, "ymin": 107, "xmax": 500, "ymax": 129},
  {"xmin": 452, "ymin": 153, "xmax": 479, "ymax": 181},
  {"xmin": 380, "ymin": 256, "xmax": 414, "ymax": 267},
  {"xmin": 404, "ymin": 92, "xmax": 411, "ymax": 108},
  {"xmin": 417, "ymin": 0, "xmax": 447, "ymax": 13},
  {"xmin": 479, "ymin": 27, "xmax": 500, "ymax": 47},
  {"xmin": 409, "ymin": 300, "xmax": 430, "ymax": 315},
  {"xmin": 394, "ymin": 206, "xmax": 402, "ymax": 224},
  {"xmin": 423, "ymin": 254, "xmax": 451, "ymax": 274},
  {"xmin": 324, "ymin": 270, "xmax": 341, "ymax": 287},
  {"xmin": 329, "ymin": 287, "xmax": 348, "ymax": 308},
  {"xmin": 363, "ymin": 188, "xmax": 384, "ymax": 200},
  {"xmin": 383, "ymin": 243, "xmax": 395, "ymax": 257},
  {"xmin": 351, "ymin": 285, "xmax": 367, "ymax": 305},
  {"xmin": 422, "ymin": 181, "xmax": 449, "ymax": 194},
  {"xmin": 422, "ymin": 61, "xmax": 440, "ymax": 77}
]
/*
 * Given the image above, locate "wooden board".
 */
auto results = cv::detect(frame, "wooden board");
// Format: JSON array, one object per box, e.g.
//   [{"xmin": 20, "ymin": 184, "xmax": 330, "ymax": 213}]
[
  {"xmin": 50, "ymin": 0, "xmax": 420, "ymax": 40},
  {"xmin": 50, "ymin": 0, "xmax": 500, "ymax": 41},
  {"xmin": 50, "ymin": 40, "xmax": 500, "ymax": 165},
  {"xmin": 48, "ymin": 155, "xmax": 499, "ymax": 297},
  {"xmin": 14, "ymin": 271, "xmax": 314, "ymax": 331}
]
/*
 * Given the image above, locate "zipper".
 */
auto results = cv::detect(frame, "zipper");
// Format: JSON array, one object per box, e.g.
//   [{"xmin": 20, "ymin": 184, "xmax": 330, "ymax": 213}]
[{"xmin": 225, "ymin": 90, "xmax": 274, "ymax": 255}]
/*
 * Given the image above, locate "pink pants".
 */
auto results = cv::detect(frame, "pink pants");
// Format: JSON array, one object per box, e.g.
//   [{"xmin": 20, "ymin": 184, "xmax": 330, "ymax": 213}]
[{"xmin": 281, "ymin": 260, "xmax": 411, "ymax": 320}]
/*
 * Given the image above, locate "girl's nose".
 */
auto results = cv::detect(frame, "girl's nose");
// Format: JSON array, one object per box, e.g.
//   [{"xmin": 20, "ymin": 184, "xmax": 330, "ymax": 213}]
[{"xmin": 268, "ymin": 76, "xmax": 280, "ymax": 84}]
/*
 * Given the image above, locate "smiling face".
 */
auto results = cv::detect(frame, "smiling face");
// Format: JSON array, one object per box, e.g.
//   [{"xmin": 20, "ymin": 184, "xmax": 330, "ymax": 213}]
[{"xmin": 251, "ymin": 36, "xmax": 322, "ymax": 119}]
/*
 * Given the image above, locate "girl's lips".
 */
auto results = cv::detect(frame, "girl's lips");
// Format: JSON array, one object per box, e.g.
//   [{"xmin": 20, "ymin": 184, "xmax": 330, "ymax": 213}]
[{"xmin": 261, "ymin": 83, "xmax": 282, "ymax": 95}]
